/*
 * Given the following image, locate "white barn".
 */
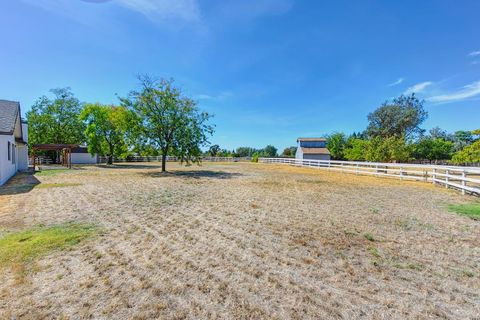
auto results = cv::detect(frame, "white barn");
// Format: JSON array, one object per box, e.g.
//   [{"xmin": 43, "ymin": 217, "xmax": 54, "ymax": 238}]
[
  {"xmin": 295, "ymin": 137, "xmax": 331, "ymax": 161},
  {"xmin": 0, "ymin": 100, "xmax": 28, "ymax": 186}
]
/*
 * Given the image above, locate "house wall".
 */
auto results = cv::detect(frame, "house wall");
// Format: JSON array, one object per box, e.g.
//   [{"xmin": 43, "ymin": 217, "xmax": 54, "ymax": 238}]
[
  {"xmin": 295, "ymin": 143, "xmax": 303, "ymax": 159},
  {"xmin": 71, "ymin": 153, "xmax": 98, "ymax": 164},
  {"xmin": 17, "ymin": 144, "xmax": 28, "ymax": 171},
  {"xmin": 0, "ymin": 134, "xmax": 18, "ymax": 185},
  {"xmin": 17, "ymin": 122, "xmax": 29, "ymax": 171},
  {"xmin": 303, "ymin": 154, "xmax": 331, "ymax": 161}
]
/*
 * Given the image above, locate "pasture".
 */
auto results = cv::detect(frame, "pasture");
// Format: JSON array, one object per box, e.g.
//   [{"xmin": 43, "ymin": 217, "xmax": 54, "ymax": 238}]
[{"xmin": 0, "ymin": 162, "xmax": 479, "ymax": 319}]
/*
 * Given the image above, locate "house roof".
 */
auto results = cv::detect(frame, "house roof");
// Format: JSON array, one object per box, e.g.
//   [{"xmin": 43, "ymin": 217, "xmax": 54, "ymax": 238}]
[
  {"xmin": 297, "ymin": 137, "xmax": 327, "ymax": 142},
  {"xmin": 301, "ymin": 147, "xmax": 330, "ymax": 155},
  {"xmin": 0, "ymin": 100, "xmax": 20, "ymax": 135}
]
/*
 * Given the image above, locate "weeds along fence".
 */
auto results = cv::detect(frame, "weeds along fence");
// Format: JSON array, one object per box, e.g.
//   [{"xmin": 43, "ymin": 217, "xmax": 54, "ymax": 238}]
[
  {"xmin": 98, "ymin": 156, "xmax": 251, "ymax": 163},
  {"xmin": 259, "ymin": 157, "xmax": 480, "ymax": 196}
]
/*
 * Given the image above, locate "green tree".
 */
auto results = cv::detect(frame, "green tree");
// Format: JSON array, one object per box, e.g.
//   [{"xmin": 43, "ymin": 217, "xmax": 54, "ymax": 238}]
[
  {"xmin": 281, "ymin": 146, "xmax": 297, "ymax": 157},
  {"xmin": 121, "ymin": 76, "xmax": 214, "ymax": 172},
  {"xmin": 27, "ymin": 88, "xmax": 86, "ymax": 146},
  {"xmin": 208, "ymin": 144, "xmax": 220, "ymax": 157},
  {"xmin": 326, "ymin": 132, "xmax": 347, "ymax": 160},
  {"xmin": 450, "ymin": 130, "xmax": 474, "ymax": 151},
  {"xmin": 344, "ymin": 138, "xmax": 369, "ymax": 161},
  {"xmin": 79, "ymin": 104, "xmax": 133, "ymax": 165},
  {"xmin": 451, "ymin": 141, "xmax": 480, "ymax": 163},
  {"xmin": 365, "ymin": 136, "xmax": 411, "ymax": 162},
  {"xmin": 236, "ymin": 147, "xmax": 257, "ymax": 157},
  {"xmin": 262, "ymin": 145, "xmax": 278, "ymax": 157},
  {"xmin": 413, "ymin": 138, "xmax": 453, "ymax": 162},
  {"xmin": 367, "ymin": 94, "xmax": 428, "ymax": 139}
]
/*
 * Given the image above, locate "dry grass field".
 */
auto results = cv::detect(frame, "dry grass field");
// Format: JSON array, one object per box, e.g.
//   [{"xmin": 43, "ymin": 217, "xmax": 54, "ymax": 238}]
[{"xmin": 0, "ymin": 162, "xmax": 479, "ymax": 319}]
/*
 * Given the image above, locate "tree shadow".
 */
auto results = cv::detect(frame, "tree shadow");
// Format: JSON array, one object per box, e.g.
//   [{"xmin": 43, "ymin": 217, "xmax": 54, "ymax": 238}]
[
  {"xmin": 96, "ymin": 164, "xmax": 164, "ymax": 170},
  {"xmin": 141, "ymin": 170, "xmax": 243, "ymax": 180},
  {"xmin": 0, "ymin": 172, "xmax": 41, "ymax": 196}
]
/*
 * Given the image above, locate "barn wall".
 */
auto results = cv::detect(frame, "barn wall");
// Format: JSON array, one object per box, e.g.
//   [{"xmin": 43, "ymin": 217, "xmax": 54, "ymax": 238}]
[{"xmin": 303, "ymin": 154, "xmax": 331, "ymax": 161}]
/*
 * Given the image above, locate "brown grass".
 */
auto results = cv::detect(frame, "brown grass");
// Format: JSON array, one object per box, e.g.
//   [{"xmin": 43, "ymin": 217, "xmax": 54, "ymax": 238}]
[{"xmin": 0, "ymin": 162, "xmax": 479, "ymax": 319}]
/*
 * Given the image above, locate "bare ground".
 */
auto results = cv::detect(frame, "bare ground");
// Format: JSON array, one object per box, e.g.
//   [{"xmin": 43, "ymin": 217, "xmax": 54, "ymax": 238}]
[{"xmin": 0, "ymin": 162, "xmax": 479, "ymax": 319}]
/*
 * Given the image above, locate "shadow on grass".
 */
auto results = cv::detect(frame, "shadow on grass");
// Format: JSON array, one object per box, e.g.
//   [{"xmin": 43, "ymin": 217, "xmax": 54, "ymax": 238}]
[
  {"xmin": 96, "ymin": 164, "xmax": 164, "ymax": 170},
  {"xmin": 141, "ymin": 170, "xmax": 243, "ymax": 180},
  {"xmin": 0, "ymin": 172, "xmax": 41, "ymax": 196}
]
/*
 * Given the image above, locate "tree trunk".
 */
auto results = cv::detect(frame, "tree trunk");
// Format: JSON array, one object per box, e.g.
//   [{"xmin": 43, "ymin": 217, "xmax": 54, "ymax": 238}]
[
  {"xmin": 162, "ymin": 153, "xmax": 167, "ymax": 172},
  {"xmin": 107, "ymin": 143, "xmax": 114, "ymax": 165}
]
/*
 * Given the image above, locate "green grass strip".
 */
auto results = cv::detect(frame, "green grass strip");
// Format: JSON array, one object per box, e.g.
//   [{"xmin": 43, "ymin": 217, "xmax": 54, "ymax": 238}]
[
  {"xmin": 448, "ymin": 203, "xmax": 480, "ymax": 220},
  {"xmin": 0, "ymin": 223, "xmax": 97, "ymax": 267}
]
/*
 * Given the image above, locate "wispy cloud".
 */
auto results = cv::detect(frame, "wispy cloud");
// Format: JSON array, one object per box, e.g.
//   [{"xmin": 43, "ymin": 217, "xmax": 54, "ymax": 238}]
[
  {"xmin": 116, "ymin": 0, "xmax": 201, "ymax": 22},
  {"xmin": 404, "ymin": 81, "xmax": 433, "ymax": 94},
  {"xmin": 195, "ymin": 91, "xmax": 233, "ymax": 101},
  {"xmin": 427, "ymin": 81, "xmax": 480, "ymax": 103},
  {"xmin": 387, "ymin": 78, "xmax": 404, "ymax": 87},
  {"xmin": 22, "ymin": 0, "xmax": 201, "ymax": 24},
  {"xmin": 468, "ymin": 50, "xmax": 480, "ymax": 57},
  {"xmin": 217, "ymin": 0, "xmax": 294, "ymax": 20}
]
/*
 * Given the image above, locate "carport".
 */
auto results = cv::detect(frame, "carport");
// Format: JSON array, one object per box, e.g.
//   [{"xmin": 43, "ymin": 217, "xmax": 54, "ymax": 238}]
[{"xmin": 31, "ymin": 144, "xmax": 79, "ymax": 169}]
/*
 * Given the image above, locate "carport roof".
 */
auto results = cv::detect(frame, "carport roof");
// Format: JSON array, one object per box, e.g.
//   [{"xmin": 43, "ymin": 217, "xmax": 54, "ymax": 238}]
[{"xmin": 32, "ymin": 144, "xmax": 79, "ymax": 150}]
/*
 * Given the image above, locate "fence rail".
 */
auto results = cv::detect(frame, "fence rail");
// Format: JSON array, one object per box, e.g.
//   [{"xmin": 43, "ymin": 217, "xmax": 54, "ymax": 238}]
[{"xmin": 259, "ymin": 158, "xmax": 480, "ymax": 196}]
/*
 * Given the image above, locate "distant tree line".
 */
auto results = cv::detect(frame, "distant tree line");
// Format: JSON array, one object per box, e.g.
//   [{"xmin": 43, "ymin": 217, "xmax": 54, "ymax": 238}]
[
  {"xmin": 27, "ymin": 86, "xmax": 479, "ymax": 167},
  {"xmin": 324, "ymin": 94, "xmax": 480, "ymax": 164},
  {"xmin": 27, "ymin": 76, "xmax": 214, "ymax": 171}
]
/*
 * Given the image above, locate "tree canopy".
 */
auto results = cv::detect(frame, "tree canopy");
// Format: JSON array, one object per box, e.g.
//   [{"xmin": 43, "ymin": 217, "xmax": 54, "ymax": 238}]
[
  {"xmin": 27, "ymin": 88, "xmax": 85, "ymax": 146},
  {"xmin": 80, "ymin": 104, "xmax": 133, "ymax": 164},
  {"xmin": 367, "ymin": 94, "xmax": 427, "ymax": 139},
  {"xmin": 121, "ymin": 76, "xmax": 214, "ymax": 171},
  {"xmin": 326, "ymin": 132, "xmax": 347, "ymax": 160}
]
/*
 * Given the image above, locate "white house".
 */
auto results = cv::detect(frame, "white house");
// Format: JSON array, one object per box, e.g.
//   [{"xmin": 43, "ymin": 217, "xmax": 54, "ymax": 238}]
[
  {"xmin": 0, "ymin": 100, "xmax": 28, "ymax": 186},
  {"xmin": 295, "ymin": 137, "xmax": 331, "ymax": 161}
]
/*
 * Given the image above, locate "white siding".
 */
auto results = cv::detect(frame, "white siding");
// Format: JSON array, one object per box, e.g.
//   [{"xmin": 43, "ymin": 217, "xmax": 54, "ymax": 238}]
[
  {"xmin": 0, "ymin": 134, "xmax": 17, "ymax": 185},
  {"xmin": 71, "ymin": 153, "xmax": 98, "ymax": 164}
]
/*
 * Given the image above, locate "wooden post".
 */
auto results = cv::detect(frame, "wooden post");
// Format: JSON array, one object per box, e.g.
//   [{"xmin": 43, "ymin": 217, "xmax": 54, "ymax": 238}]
[
  {"xmin": 432, "ymin": 168, "xmax": 436, "ymax": 185},
  {"xmin": 445, "ymin": 169, "xmax": 449, "ymax": 189},
  {"xmin": 462, "ymin": 171, "xmax": 466, "ymax": 195},
  {"xmin": 400, "ymin": 167, "xmax": 403, "ymax": 180},
  {"xmin": 356, "ymin": 163, "xmax": 359, "ymax": 175}
]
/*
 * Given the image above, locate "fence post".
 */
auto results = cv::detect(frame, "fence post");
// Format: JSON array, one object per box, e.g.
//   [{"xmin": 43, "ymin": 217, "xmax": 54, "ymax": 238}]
[
  {"xmin": 375, "ymin": 165, "xmax": 378, "ymax": 177},
  {"xmin": 445, "ymin": 169, "xmax": 449, "ymax": 189},
  {"xmin": 356, "ymin": 163, "xmax": 359, "ymax": 175},
  {"xmin": 462, "ymin": 171, "xmax": 466, "ymax": 195},
  {"xmin": 432, "ymin": 168, "xmax": 436, "ymax": 185},
  {"xmin": 400, "ymin": 167, "xmax": 403, "ymax": 180}
]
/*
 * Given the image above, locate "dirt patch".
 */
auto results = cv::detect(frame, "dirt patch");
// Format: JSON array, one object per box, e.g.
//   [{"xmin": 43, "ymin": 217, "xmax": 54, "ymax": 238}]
[{"xmin": 0, "ymin": 162, "xmax": 478, "ymax": 319}]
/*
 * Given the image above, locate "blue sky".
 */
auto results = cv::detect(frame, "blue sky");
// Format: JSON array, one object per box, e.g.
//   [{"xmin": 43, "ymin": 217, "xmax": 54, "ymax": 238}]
[{"xmin": 1, "ymin": 0, "xmax": 479, "ymax": 151}]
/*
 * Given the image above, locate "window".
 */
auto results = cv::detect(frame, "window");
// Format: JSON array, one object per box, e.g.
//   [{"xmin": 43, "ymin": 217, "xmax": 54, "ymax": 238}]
[
  {"xmin": 12, "ymin": 143, "xmax": 15, "ymax": 164},
  {"xmin": 300, "ymin": 141, "xmax": 326, "ymax": 148},
  {"xmin": 7, "ymin": 141, "xmax": 10, "ymax": 161}
]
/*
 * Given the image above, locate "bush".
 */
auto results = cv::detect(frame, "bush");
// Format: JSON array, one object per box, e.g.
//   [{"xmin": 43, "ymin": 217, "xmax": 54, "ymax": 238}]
[
  {"xmin": 251, "ymin": 153, "xmax": 259, "ymax": 163},
  {"xmin": 451, "ymin": 141, "xmax": 480, "ymax": 164}
]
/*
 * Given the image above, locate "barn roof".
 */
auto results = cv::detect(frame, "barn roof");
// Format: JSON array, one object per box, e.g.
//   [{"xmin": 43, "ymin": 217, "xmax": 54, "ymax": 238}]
[
  {"xmin": 297, "ymin": 137, "xmax": 327, "ymax": 142},
  {"xmin": 0, "ymin": 100, "xmax": 20, "ymax": 135},
  {"xmin": 301, "ymin": 147, "xmax": 330, "ymax": 155}
]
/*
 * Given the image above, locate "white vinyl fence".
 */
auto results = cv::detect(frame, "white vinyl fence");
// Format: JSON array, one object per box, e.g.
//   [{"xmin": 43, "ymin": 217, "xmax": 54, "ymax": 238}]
[{"xmin": 259, "ymin": 158, "xmax": 480, "ymax": 196}]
